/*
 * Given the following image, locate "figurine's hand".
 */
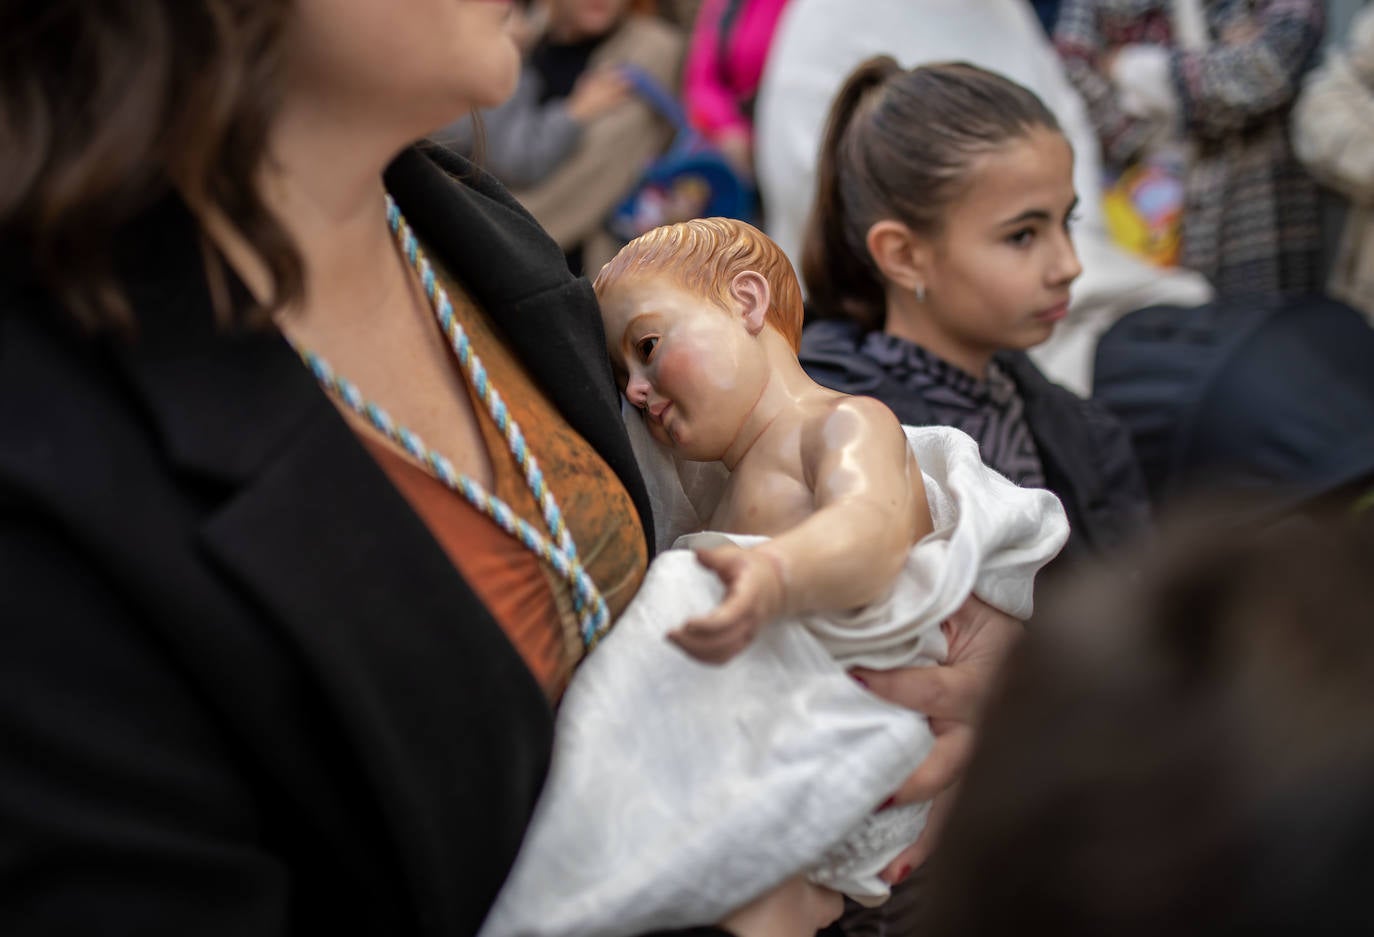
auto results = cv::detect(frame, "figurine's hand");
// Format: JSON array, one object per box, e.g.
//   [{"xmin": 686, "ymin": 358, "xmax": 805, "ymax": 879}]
[
  {"xmin": 853, "ymin": 593, "xmax": 1023, "ymax": 880},
  {"xmin": 670, "ymin": 544, "xmax": 786, "ymax": 664}
]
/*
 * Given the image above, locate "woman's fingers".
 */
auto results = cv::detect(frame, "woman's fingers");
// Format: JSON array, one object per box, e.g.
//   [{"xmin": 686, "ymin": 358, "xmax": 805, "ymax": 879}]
[
  {"xmin": 891, "ymin": 724, "xmax": 974, "ymax": 805},
  {"xmin": 853, "ymin": 661, "xmax": 983, "ymax": 724},
  {"xmin": 879, "ymin": 784, "xmax": 958, "ymax": 881}
]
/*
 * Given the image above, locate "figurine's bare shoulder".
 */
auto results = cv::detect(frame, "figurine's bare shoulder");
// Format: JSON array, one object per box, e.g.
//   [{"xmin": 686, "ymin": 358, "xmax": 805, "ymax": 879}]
[{"xmin": 791, "ymin": 394, "xmax": 908, "ymax": 502}]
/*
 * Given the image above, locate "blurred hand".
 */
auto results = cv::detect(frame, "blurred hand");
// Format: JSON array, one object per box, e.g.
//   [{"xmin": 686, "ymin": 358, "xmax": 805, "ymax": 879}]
[
  {"xmin": 719, "ymin": 874, "xmax": 843, "ymax": 937},
  {"xmin": 852, "ymin": 592, "xmax": 1023, "ymax": 878},
  {"xmin": 669, "ymin": 544, "xmax": 785, "ymax": 664},
  {"xmin": 566, "ymin": 68, "xmax": 631, "ymax": 122},
  {"xmin": 1101, "ymin": 44, "xmax": 1121, "ymax": 78},
  {"xmin": 1221, "ymin": 18, "xmax": 1262, "ymax": 45},
  {"xmin": 715, "ymin": 128, "xmax": 755, "ymax": 180}
]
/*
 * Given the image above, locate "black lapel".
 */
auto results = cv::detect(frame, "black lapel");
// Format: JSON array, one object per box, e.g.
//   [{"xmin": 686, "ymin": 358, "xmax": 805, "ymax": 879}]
[
  {"xmin": 108, "ymin": 189, "xmax": 554, "ymax": 934},
  {"xmin": 384, "ymin": 146, "xmax": 657, "ymax": 553},
  {"xmin": 197, "ymin": 409, "xmax": 552, "ymax": 935}
]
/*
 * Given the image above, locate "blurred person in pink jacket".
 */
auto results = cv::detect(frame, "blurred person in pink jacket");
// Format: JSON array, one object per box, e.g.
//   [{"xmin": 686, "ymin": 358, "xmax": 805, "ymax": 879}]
[{"xmin": 683, "ymin": 0, "xmax": 791, "ymax": 179}]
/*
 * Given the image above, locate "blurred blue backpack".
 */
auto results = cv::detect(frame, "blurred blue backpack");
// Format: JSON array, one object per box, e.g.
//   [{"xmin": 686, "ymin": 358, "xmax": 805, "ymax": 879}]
[{"xmin": 607, "ymin": 65, "xmax": 757, "ymax": 242}]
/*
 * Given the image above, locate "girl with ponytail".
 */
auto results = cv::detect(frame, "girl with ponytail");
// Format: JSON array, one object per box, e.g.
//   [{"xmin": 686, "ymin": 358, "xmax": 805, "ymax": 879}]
[{"xmin": 799, "ymin": 56, "xmax": 1150, "ymax": 573}]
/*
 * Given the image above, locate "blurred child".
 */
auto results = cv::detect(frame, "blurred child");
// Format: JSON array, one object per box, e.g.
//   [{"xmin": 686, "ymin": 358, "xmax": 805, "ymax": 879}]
[
  {"xmin": 683, "ymin": 0, "xmax": 792, "ymax": 179},
  {"xmin": 435, "ymin": 0, "xmax": 683, "ymax": 275}
]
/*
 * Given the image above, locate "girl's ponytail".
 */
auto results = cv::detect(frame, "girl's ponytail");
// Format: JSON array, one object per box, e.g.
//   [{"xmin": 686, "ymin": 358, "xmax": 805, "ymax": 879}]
[{"xmin": 801, "ymin": 55, "xmax": 901, "ymax": 331}]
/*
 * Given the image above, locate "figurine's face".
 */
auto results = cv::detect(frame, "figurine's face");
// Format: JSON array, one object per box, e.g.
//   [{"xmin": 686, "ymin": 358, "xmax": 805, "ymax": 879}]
[{"xmin": 600, "ymin": 275, "xmax": 768, "ymax": 461}]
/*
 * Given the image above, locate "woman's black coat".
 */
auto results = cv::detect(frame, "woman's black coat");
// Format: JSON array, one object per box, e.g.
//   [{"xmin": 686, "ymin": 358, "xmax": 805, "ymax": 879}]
[{"xmin": 0, "ymin": 146, "xmax": 657, "ymax": 936}]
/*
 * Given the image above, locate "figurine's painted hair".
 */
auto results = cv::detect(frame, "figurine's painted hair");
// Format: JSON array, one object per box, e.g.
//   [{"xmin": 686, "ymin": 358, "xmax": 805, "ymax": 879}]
[{"xmin": 593, "ymin": 217, "xmax": 804, "ymax": 353}]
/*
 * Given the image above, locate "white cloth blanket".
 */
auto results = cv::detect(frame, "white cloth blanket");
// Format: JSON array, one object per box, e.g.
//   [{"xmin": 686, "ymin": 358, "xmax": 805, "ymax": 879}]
[{"xmin": 477, "ymin": 420, "xmax": 1068, "ymax": 937}]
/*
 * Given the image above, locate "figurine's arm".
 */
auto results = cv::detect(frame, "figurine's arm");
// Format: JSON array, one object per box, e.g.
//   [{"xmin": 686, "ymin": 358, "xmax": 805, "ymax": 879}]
[{"xmin": 671, "ymin": 397, "xmax": 931, "ymax": 663}]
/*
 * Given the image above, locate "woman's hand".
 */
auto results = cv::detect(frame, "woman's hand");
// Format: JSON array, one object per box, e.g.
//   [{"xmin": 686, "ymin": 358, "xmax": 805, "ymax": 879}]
[
  {"xmin": 719, "ymin": 874, "xmax": 843, "ymax": 937},
  {"xmin": 852, "ymin": 593, "xmax": 1023, "ymax": 879}
]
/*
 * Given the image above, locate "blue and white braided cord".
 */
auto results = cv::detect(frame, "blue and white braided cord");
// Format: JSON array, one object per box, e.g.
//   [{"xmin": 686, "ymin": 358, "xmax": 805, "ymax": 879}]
[
  {"xmin": 287, "ymin": 202, "xmax": 610, "ymax": 647},
  {"xmin": 388, "ymin": 197, "xmax": 577, "ymax": 561}
]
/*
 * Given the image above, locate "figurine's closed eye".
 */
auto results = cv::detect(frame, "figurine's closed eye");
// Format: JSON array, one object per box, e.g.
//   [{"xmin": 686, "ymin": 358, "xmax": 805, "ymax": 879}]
[{"xmin": 636, "ymin": 336, "xmax": 659, "ymax": 363}]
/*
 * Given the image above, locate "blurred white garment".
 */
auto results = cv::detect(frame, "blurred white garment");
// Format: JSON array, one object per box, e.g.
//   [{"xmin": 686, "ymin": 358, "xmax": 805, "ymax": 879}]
[
  {"xmin": 1292, "ymin": 3, "xmax": 1374, "ymax": 324},
  {"xmin": 755, "ymin": 0, "xmax": 1212, "ymax": 395},
  {"xmin": 1111, "ymin": 44, "xmax": 1178, "ymax": 121},
  {"xmin": 476, "ymin": 410, "xmax": 1067, "ymax": 937}
]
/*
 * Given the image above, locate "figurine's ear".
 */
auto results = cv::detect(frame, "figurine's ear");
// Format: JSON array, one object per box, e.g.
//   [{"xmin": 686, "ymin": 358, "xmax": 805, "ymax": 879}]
[{"xmin": 729, "ymin": 270, "xmax": 771, "ymax": 336}]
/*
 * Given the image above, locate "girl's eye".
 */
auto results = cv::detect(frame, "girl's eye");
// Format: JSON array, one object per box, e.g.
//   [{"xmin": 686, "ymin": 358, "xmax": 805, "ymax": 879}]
[
  {"xmin": 1063, "ymin": 212, "xmax": 1081, "ymax": 231},
  {"xmin": 636, "ymin": 336, "xmax": 659, "ymax": 361},
  {"xmin": 1007, "ymin": 228, "xmax": 1036, "ymax": 247}
]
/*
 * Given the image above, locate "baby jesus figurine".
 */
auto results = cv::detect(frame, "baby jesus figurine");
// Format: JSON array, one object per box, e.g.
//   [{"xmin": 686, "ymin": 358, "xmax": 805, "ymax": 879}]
[
  {"xmin": 477, "ymin": 220, "xmax": 1068, "ymax": 937},
  {"xmin": 596, "ymin": 217, "xmax": 935, "ymax": 666}
]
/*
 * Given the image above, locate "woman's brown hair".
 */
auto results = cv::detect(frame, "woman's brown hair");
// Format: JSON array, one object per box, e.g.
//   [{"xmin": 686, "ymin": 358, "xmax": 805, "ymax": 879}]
[
  {"xmin": 0, "ymin": 1, "xmax": 300, "ymax": 330},
  {"xmin": 801, "ymin": 57, "xmax": 1062, "ymax": 331}
]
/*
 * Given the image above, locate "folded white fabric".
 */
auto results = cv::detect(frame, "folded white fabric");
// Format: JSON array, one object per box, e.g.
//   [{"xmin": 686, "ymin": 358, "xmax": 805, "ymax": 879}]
[{"xmin": 476, "ymin": 421, "xmax": 1068, "ymax": 937}]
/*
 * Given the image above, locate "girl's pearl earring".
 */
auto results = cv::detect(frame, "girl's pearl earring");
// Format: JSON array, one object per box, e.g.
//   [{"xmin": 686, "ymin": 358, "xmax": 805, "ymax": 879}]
[{"xmin": 915, "ymin": 284, "xmax": 927, "ymax": 303}]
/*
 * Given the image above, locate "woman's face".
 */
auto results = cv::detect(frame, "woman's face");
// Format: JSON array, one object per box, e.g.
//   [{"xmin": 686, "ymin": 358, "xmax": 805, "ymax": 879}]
[
  {"xmin": 283, "ymin": 0, "xmax": 522, "ymax": 137},
  {"xmin": 911, "ymin": 127, "xmax": 1083, "ymax": 376}
]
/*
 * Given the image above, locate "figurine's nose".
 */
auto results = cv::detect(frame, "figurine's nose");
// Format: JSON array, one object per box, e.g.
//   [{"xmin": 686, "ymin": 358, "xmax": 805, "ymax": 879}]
[{"xmin": 625, "ymin": 373, "xmax": 651, "ymax": 409}]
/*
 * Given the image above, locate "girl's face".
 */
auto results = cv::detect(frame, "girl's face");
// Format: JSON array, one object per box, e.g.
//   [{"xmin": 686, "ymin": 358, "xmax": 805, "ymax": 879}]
[
  {"xmin": 911, "ymin": 127, "xmax": 1083, "ymax": 376},
  {"xmin": 599, "ymin": 275, "xmax": 768, "ymax": 462},
  {"xmin": 283, "ymin": 0, "xmax": 522, "ymax": 138}
]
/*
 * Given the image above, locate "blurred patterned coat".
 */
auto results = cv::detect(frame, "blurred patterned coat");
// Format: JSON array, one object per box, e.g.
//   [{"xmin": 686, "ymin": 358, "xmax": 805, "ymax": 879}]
[
  {"xmin": 1056, "ymin": 0, "xmax": 1325, "ymax": 298},
  {"xmin": 1292, "ymin": 4, "xmax": 1374, "ymax": 323}
]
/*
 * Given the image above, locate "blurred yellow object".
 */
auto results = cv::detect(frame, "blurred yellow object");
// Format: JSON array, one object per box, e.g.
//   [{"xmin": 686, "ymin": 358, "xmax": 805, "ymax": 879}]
[{"xmin": 1103, "ymin": 161, "xmax": 1184, "ymax": 268}]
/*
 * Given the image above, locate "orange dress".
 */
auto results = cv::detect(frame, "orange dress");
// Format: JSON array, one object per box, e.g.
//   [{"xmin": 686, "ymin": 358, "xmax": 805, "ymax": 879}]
[{"xmin": 359, "ymin": 266, "xmax": 646, "ymax": 701}]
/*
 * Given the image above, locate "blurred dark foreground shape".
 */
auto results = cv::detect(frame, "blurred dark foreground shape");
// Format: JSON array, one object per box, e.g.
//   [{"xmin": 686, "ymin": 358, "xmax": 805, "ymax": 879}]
[
  {"xmin": 1093, "ymin": 294, "xmax": 1374, "ymax": 511},
  {"xmin": 920, "ymin": 506, "xmax": 1374, "ymax": 936}
]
